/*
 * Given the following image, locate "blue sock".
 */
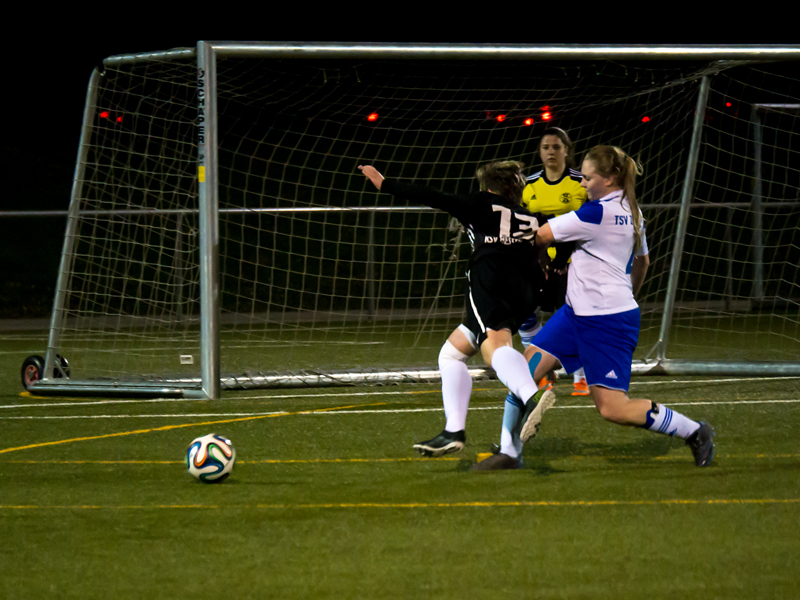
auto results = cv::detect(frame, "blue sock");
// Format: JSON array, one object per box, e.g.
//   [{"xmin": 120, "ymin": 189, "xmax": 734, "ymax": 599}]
[{"xmin": 500, "ymin": 393, "xmax": 525, "ymax": 457}]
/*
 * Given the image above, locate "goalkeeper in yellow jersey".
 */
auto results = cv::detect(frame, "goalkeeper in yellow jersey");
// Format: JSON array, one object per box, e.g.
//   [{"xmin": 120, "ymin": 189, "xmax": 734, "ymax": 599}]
[{"xmin": 521, "ymin": 128, "xmax": 588, "ymax": 395}]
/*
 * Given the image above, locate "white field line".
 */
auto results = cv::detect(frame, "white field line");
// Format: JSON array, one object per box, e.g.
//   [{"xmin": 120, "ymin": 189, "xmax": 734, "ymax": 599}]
[
  {"xmin": 3, "ymin": 375, "xmax": 799, "ymax": 411},
  {"xmin": 1, "ymin": 398, "xmax": 798, "ymax": 420},
  {"xmin": 0, "ymin": 341, "xmax": 385, "ymax": 353}
]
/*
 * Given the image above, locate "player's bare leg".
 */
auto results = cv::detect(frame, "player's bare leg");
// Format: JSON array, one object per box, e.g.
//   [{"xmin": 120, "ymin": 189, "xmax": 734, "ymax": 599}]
[
  {"xmin": 589, "ymin": 386, "xmax": 652, "ymax": 426},
  {"xmin": 590, "ymin": 386, "xmax": 715, "ymax": 466},
  {"xmin": 523, "ymin": 344, "xmax": 561, "ymax": 383}
]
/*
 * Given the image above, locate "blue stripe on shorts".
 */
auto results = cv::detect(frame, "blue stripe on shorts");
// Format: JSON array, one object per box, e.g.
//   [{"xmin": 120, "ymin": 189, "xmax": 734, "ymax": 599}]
[{"xmin": 531, "ymin": 304, "xmax": 640, "ymax": 392}]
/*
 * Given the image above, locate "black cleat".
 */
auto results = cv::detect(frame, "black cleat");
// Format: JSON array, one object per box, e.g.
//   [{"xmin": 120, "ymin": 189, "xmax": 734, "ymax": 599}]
[
  {"xmin": 686, "ymin": 422, "xmax": 715, "ymax": 467},
  {"xmin": 471, "ymin": 452, "xmax": 523, "ymax": 472},
  {"xmin": 413, "ymin": 430, "xmax": 465, "ymax": 457},
  {"xmin": 519, "ymin": 388, "xmax": 556, "ymax": 443}
]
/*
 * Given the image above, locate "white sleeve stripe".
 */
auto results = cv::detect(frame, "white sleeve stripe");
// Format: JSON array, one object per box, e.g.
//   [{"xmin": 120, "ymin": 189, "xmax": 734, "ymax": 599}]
[{"xmin": 526, "ymin": 170, "xmax": 543, "ymax": 182}]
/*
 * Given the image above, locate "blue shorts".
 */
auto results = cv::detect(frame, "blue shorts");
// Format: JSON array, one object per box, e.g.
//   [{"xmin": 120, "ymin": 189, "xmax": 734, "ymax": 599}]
[{"xmin": 532, "ymin": 304, "xmax": 640, "ymax": 392}]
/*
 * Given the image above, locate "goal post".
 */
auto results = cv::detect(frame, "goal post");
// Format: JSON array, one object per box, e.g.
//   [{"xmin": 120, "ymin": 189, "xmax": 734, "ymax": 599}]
[{"xmin": 30, "ymin": 43, "xmax": 800, "ymax": 398}]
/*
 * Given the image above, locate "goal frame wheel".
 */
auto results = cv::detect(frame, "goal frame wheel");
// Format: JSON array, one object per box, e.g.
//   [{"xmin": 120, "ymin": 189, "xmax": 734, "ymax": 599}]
[{"xmin": 21, "ymin": 355, "xmax": 46, "ymax": 391}]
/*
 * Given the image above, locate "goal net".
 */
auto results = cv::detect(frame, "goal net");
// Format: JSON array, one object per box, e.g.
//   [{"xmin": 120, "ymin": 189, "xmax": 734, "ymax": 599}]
[{"xmin": 35, "ymin": 44, "xmax": 800, "ymax": 397}]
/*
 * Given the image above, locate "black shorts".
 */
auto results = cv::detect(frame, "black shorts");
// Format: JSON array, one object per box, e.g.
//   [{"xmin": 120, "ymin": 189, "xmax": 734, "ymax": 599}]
[{"xmin": 462, "ymin": 259, "xmax": 543, "ymax": 347}]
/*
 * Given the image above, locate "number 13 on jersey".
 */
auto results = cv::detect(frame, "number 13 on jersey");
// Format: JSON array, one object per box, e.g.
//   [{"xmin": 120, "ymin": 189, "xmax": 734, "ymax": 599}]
[{"xmin": 493, "ymin": 204, "xmax": 540, "ymax": 241}]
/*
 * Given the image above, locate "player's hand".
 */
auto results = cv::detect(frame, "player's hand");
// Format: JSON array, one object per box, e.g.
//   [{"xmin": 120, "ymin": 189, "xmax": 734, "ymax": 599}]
[
  {"xmin": 538, "ymin": 248, "xmax": 552, "ymax": 280},
  {"xmin": 358, "ymin": 165, "xmax": 384, "ymax": 190}
]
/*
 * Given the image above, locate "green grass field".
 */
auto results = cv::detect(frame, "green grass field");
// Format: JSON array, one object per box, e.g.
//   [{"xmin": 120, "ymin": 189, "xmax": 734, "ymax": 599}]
[{"xmin": 1, "ymin": 326, "xmax": 799, "ymax": 599}]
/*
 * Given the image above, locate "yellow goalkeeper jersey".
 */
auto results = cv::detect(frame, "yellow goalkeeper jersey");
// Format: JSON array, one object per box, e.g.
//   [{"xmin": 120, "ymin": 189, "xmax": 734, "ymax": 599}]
[
  {"xmin": 522, "ymin": 167, "xmax": 587, "ymax": 261},
  {"xmin": 521, "ymin": 167, "xmax": 587, "ymax": 217}
]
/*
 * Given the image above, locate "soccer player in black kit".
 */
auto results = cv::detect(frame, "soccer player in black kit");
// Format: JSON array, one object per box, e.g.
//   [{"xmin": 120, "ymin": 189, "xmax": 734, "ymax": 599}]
[{"xmin": 358, "ymin": 161, "xmax": 556, "ymax": 466}]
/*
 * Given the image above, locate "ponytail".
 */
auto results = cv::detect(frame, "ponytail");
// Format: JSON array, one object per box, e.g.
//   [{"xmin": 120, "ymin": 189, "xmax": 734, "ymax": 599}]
[{"xmin": 585, "ymin": 146, "xmax": 645, "ymax": 252}]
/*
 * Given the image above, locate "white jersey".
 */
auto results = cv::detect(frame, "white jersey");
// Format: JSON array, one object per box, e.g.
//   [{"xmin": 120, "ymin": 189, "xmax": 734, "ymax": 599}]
[{"xmin": 548, "ymin": 190, "xmax": 648, "ymax": 316}]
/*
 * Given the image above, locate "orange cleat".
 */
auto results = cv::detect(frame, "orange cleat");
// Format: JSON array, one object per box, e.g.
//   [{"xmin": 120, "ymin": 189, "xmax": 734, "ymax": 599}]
[
  {"xmin": 571, "ymin": 377, "xmax": 590, "ymax": 396},
  {"xmin": 538, "ymin": 370, "xmax": 556, "ymax": 391}
]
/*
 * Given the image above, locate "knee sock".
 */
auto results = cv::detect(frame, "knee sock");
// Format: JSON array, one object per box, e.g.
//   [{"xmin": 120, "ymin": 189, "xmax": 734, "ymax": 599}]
[
  {"xmin": 439, "ymin": 341, "xmax": 473, "ymax": 432},
  {"xmin": 643, "ymin": 402, "xmax": 700, "ymax": 439},
  {"xmin": 499, "ymin": 393, "xmax": 525, "ymax": 458},
  {"xmin": 503, "ymin": 349, "xmax": 544, "ymax": 407},
  {"xmin": 491, "ymin": 346, "xmax": 538, "ymax": 404}
]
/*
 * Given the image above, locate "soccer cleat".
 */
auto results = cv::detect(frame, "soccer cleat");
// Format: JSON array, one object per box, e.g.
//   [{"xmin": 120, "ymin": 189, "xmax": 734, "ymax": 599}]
[
  {"xmin": 571, "ymin": 377, "xmax": 590, "ymax": 396},
  {"xmin": 519, "ymin": 388, "xmax": 557, "ymax": 443},
  {"xmin": 413, "ymin": 429, "xmax": 465, "ymax": 457},
  {"xmin": 472, "ymin": 452, "xmax": 523, "ymax": 472},
  {"xmin": 685, "ymin": 422, "xmax": 715, "ymax": 467},
  {"xmin": 538, "ymin": 370, "xmax": 556, "ymax": 391}
]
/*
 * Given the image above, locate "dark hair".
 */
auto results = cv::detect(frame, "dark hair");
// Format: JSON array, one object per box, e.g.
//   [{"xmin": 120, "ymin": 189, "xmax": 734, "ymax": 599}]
[
  {"xmin": 476, "ymin": 160, "xmax": 526, "ymax": 204},
  {"xmin": 585, "ymin": 145, "xmax": 645, "ymax": 251},
  {"xmin": 539, "ymin": 127, "xmax": 576, "ymax": 168}
]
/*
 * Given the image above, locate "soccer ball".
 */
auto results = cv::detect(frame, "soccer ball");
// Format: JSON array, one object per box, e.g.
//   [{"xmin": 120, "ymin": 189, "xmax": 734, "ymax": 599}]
[{"xmin": 186, "ymin": 433, "xmax": 236, "ymax": 483}]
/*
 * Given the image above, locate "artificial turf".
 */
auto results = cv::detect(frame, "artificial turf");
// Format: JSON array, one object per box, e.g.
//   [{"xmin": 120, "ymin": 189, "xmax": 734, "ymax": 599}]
[{"xmin": 1, "ymin": 329, "xmax": 798, "ymax": 599}]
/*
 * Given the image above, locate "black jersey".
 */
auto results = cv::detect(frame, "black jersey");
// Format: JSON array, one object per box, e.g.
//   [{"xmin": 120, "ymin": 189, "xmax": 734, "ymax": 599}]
[{"xmin": 381, "ymin": 180, "xmax": 548, "ymax": 272}]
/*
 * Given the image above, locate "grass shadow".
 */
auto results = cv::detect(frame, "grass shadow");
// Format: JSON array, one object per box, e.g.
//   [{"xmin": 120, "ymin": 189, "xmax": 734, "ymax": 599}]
[{"xmin": 522, "ymin": 433, "xmax": 677, "ymax": 463}]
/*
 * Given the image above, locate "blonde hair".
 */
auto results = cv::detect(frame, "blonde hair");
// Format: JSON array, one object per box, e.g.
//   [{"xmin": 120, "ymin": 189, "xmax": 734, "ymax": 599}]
[
  {"xmin": 476, "ymin": 160, "xmax": 526, "ymax": 204},
  {"xmin": 585, "ymin": 145, "xmax": 645, "ymax": 251}
]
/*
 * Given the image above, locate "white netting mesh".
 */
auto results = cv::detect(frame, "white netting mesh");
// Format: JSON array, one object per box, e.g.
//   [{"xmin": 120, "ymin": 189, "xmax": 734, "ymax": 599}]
[
  {"xmin": 47, "ymin": 52, "xmax": 799, "ymax": 387},
  {"xmin": 665, "ymin": 64, "xmax": 800, "ymax": 361}
]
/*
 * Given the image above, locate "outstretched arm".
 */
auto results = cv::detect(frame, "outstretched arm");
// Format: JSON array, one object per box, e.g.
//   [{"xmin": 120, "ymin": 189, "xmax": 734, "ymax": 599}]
[
  {"xmin": 358, "ymin": 165, "xmax": 384, "ymax": 190},
  {"xmin": 357, "ymin": 165, "xmax": 469, "ymax": 221}
]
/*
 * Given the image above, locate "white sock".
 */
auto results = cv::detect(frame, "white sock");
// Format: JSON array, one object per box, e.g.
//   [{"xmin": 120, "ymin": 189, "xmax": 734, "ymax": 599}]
[
  {"xmin": 500, "ymin": 394, "xmax": 524, "ymax": 458},
  {"xmin": 574, "ymin": 367, "xmax": 586, "ymax": 384},
  {"xmin": 491, "ymin": 346, "xmax": 538, "ymax": 404},
  {"xmin": 439, "ymin": 341, "xmax": 472, "ymax": 432},
  {"xmin": 644, "ymin": 403, "xmax": 700, "ymax": 439}
]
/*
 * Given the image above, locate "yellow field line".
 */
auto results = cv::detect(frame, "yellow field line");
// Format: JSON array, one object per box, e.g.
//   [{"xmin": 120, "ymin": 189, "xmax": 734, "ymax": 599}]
[
  {"xmin": 0, "ymin": 402, "xmax": 386, "ymax": 455},
  {"xmin": 0, "ymin": 457, "xmax": 459, "ymax": 465},
  {"xmin": 0, "ymin": 498, "xmax": 797, "ymax": 510},
  {"xmin": 1, "ymin": 453, "xmax": 797, "ymax": 465},
  {"xmin": 1, "ymin": 457, "xmax": 462, "ymax": 464}
]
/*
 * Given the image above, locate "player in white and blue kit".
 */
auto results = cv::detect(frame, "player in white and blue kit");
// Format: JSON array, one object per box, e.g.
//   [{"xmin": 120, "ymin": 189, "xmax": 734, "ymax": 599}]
[{"xmin": 482, "ymin": 145, "xmax": 715, "ymax": 470}]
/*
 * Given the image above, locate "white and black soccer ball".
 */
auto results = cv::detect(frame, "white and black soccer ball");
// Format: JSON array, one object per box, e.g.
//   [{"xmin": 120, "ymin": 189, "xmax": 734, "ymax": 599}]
[{"xmin": 186, "ymin": 433, "xmax": 236, "ymax": 483}]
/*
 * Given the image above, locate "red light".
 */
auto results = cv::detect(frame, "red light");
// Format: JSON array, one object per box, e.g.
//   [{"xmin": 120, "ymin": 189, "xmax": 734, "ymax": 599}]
[
  {"xmin": 541, "ymin": 105, "xmax": 550, "ymax": 111},
  {"xmin": 116, "ymin": 116, "xmax": 123, "ymax": 123},
  {"xmin": 100, "ymin": 111, "xmax": 110, "ymax": 119},
  {"xmin": 496, "ymin": 114, "xmax": 506, "ymax": 122},
  {"xmin": 367, "ymin": 112, "xmax": 378, "ymax": 122},
  {"xmin": 523, "ymin": 117, "xmax": 534, "ymax": 126},
  {"xmin": 541, "ymin": 112, "xmax": 552, "ymax": 121},
  {"xmin": 726, "ymin": 102, "xmax": 732, "ymax": 107},
  {"xmin": 642, "ymin": 116, "xmax": 651, "ymax": 123}
]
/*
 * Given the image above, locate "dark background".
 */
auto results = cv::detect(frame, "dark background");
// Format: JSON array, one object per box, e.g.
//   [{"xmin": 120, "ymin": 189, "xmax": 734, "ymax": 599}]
[
  {"xmin": 7, "ymin": 12, "xmax": 795, "ymax": 198},
  {"xmin": 2, "ymin": 11, "xmax": 794, "ymax": 317}
]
